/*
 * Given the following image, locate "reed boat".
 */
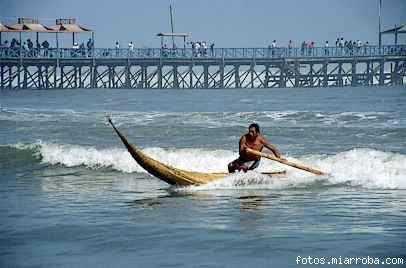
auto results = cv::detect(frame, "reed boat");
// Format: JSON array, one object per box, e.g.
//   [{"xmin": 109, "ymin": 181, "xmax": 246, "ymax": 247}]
[{"xmin": 108, "ymin": 118, "xmax": 286, "ymax": 186}]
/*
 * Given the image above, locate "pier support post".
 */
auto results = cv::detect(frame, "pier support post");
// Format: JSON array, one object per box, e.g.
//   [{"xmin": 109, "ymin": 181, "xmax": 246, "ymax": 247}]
[
  {"xmin": 53, "ymin": 65, "xmax": 58, "ymax": 89},
  {"xmin": 219, "ymin": 60, "xmax": 224, "ymax": 88},
  {"xmin": 143, "ymin": 66, "xmax": 148, "ymax": 88},
  {"xmin": 366, "ymin": 61, "xmax": 371, "ymax": 86},
  {"xmin": 60, "ymin": 65, "xmax": 64, "ymax": 89},
  {"xmin": 9, "ymin": 66, "xmax": 12, "ymax": 89},
  {"xmin": 38, "ymin": 66, "xmax": 42, "ymax": 89},
  {"xmin": 250, "ymin": 62, "xmax": 254, "ymax": 88},
  {"xmin": 294, "ymin": 61, "xmax": 300, "ymax": 87},
  {"xmin": 338, "ymin": 62, "xmax": 343, "ymax": 87},
  {"xmin": 351, "ymin": 61, "xmax": 357, "ymax": 86},
  {"xmin": 392, "ymin": 61, "xmax": 399, "ymax": 85},
  {"xmin": 108, "ymin": 66, "xmax": 112, "ymax": 88},
  {"xmin": 158, "ymin": 64, "xmax": 163, "ymax": 89},
  {"xmin": 80, "ymin": 66, "xmax": 84, "ymax": 88},
  {"xmin": 280, "ymin": 61, "xmax": 286, "ymax": 88},
  {"xmin": 204, "ymin": 64, "xmax": 209, "ymax": 88},
  {"xmin": 309, "ymin": 63, "xmax": 314, "ymax": 87},
  {"xmin": 323, "ymin": 61, "xmax": 328, "ymax": 87},
  {"xmin": 92, "ymin": 66, "xmax": 97, "ymax": 89},
  {"xmin": 379, "ymin": 58, "xmax": 385, "ymax": 86},
  {"xmin": 113, "ymin": 66, "xmax": 117, "ymax": 88},
  {"xmin": 0, "ymin": 65, "xmax": 3, "ymax": 90},
  {"xmin": 173, "ymin": 65, "xmax": 178, "ymax": 88},
  {"xmin": 125, "ymin": 62, "xmax": 130, "ymax": 88},
  {"xmin": 235, "ymin": 65, "xmax": 240, "ymax": 88},
  {"xmin": 75, "ymin": 66, "xmax": 78, "ymax": 88},
  {"xmin": 265, "ymin": 64, "xmax": 269, "ymax": 88},
  {"xmin": 139, "ymin": 65, "xmax": 144, "ymax": 88},
  {"xmin": 45, "ymin": 66, "xmax": 49, "ymax": 89},
  {"xmin": 189, "ymin": 64, "xmax": 193, "ymax": 88},
  {"xmin": 23, "ymin": 66, "xmax": 28, "ymax": 89},
  {"xmin": 17, "ymin": 66, "xmax": 21, "ymax": 89}
]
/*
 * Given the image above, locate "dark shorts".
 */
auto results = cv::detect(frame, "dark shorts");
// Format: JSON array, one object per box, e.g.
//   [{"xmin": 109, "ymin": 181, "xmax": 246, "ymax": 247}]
[{"xmin": 231, "ymin": 157, "xmax": 261, "ymax": 170}]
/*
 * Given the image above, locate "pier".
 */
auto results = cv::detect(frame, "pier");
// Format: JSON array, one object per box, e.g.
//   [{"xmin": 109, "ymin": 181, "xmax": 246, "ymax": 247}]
[{"xmin": 1, "ymin": 46, "xmax": 405, "ymax": 89}]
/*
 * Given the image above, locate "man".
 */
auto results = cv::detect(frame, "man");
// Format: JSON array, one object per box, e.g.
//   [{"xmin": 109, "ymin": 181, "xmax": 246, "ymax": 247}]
[
  {"xmin": 86, "ymin": 38, "xmax": 93, "ymax": 57},
  {"xmin": 129, "ymin": 41, "xmax": 134, "ymax": 49},
  {"xmin": 115, "ymin": 41, "xmax": 120, "ymax": 57},
  {"xmin": 72, "ymin": 42, "xmax": 79, "ymax": 57},
  {"xmin": 271, "ymin": 40, "xmax": 277, "ymax": 57},
  {"xmin": 228, "ymin": 123, "xmax": 282, "ymax": 173},
  {"xmin": 324, "ymin": 40, "xmax": 329, "ymax": 56},
  {"xmin": 128, "ymin": 41, "xmax": 135, "ymax": 57}
]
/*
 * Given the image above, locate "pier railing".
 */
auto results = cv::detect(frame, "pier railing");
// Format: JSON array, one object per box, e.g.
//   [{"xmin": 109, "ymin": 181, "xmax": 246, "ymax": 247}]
[{"xmin": 1, "ymin": 45, "xmax": 406, "ymax": 60}]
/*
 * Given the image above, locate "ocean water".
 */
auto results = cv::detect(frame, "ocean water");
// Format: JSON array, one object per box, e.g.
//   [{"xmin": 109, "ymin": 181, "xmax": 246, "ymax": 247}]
[{"xmin": 1, "ymin": 86, "xmax": 406, "ymax": 267}]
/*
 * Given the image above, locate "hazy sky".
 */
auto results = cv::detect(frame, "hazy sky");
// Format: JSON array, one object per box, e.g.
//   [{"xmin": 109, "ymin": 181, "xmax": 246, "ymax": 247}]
[{"xmin": 1, "ymin": 0, "xmax": 405, "ymax": 48}]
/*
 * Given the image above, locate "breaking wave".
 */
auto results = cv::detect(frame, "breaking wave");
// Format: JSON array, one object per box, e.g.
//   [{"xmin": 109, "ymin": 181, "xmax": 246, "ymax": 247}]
[{"xmin": 3, "ymin": 141, "xmax": 406, "ymax": 190}]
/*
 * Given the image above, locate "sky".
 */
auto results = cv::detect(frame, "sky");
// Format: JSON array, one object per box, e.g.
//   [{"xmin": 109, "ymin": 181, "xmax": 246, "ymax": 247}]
[{"xmin": 1, "ymin": 0, "xmax": 405, "ymax": 48}]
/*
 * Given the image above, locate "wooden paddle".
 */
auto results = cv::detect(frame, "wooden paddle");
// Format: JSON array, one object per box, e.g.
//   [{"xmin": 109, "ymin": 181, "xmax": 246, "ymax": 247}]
[{"xmin": 245, "ymin": 148, "xmax": 327, "ymax": 176}]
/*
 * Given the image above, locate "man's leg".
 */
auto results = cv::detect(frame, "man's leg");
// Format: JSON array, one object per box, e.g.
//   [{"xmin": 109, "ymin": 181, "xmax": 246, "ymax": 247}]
[
  {"xmin": 228, "ymin": 159, "xmax": 243, "ymax": 173},
  {"xmin": 228, "ymin": 162, "xmax": 238, "ymax": 173}
]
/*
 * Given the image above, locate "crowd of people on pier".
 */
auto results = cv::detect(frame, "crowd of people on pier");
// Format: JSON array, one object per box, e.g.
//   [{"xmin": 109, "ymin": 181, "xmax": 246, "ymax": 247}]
[
  {"xmin": 0, "ymin": 36, "xmax": 403, "ymax": 59},
  {"xmin": 0, "ymin": 38, "xmax": 50, "ymax": 55},
  {"xmin": 268, "ymin": 37, "xmax": 374, "ymax": 57},
  {"xmin": 189, "ymin": 41, "xmax": 215, "ymax": 57},
  {"xmin": 157, "ymin": 41, "xmax": 215, "ymax": 57},
  {"xmin": 0, "ymin": 37, "xmax": 94, "ymax": 57}
]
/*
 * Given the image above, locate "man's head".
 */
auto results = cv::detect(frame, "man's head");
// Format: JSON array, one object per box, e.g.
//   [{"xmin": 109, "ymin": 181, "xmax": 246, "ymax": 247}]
[{"xmin": 248, "ymin": 123, "xmax": 260, "ymax": 139}]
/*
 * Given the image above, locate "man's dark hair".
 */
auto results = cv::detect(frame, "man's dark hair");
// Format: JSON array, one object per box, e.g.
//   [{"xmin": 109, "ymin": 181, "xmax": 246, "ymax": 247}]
[{"xmin": 248, "ymin": 123, "xmax": 260, "ymax": 133}]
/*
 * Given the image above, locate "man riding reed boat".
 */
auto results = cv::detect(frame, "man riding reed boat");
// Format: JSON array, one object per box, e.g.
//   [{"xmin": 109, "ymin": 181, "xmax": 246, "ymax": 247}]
[
  {"xmin": 107, "ymin": 118, "xmax": 325, "ymax": 186},
  {"xmin": 228, "ymin": 123, "xmax": 282, "ymax": 173}
]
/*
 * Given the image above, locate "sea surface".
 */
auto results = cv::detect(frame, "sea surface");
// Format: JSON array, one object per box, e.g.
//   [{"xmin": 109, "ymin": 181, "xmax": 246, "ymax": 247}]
[{"xmin": 1, "ymin": 86, "xmax": 406, "ymax": 267}]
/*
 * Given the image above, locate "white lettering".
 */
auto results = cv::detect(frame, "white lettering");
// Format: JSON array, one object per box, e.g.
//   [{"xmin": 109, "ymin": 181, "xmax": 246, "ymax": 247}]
[{"xmin": 296, "ymin": 255, "xmax": 403, "ymax": 265}]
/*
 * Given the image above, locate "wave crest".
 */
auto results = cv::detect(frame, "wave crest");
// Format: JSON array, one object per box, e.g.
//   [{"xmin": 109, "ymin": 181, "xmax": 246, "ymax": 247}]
[{"xmin": 6, "ymin": 142, "xmax": 406, "ymax": 189}]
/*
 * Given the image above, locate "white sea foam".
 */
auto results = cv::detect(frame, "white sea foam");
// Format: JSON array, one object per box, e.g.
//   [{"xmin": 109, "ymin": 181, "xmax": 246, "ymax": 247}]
[
  {"xmin": 1, "ymin": 108, "xmax": 402, "ymax": 128},
  {"xmin": 9, "ymin": 141, "xmax": 406, "ymax": 190}
]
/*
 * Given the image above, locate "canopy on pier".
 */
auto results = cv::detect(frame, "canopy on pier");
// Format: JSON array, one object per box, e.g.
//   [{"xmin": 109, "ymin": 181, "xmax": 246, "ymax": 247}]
[
  {"xmin": 381, "ymin": 24, "xmax": 406, "ymax": 45},
  {"xmin": 157, "ymin": 32, "xmax": 191, "ymax": 49},
  {"xmin": 9, "ymin": 23, "xmax": 54, "ymax": 32},
  {"xmin": 0, "ymin": 21, "xmax": 18, "ymax": 32},
  {"xmin": 0, "ymin": 18, "xmax": 92, "ymax": 33},
  {"xmin": 7, "ymin": 18, "xmax": 54, "ymax": 32},
  {"xmin": 0, "ymin": 18, "xmax": 93, "ymax": 47},
  {"xmin": 381, "ymin": 24, "xmax": 406, "ymax": 34},
  {"xmin": 48, "ymin": 24, "xmax": 91, "ymax": 33},
  {"xmin": 48, "ymin": 18, "xmax": 92, "ymax": 33},
  {"xmin": 157, "ymin": 32, "xmax": 191, "ymax": 37}
]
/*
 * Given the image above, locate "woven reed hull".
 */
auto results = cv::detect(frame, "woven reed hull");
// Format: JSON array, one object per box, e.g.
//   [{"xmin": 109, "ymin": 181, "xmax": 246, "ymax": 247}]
[{"xmin": 109, "ymin": 120, "xmax": 286, "ymax": 186}]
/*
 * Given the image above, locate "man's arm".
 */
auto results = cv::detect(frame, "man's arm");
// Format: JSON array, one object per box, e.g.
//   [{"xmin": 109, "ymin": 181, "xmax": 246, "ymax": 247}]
[
  {"xmin": 239, "ymin": 135, "xmax": 247, "ymax": 155},
  {"xmin": 261, "ymin": 136, "xmax": 282, "ymax": 158}
]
